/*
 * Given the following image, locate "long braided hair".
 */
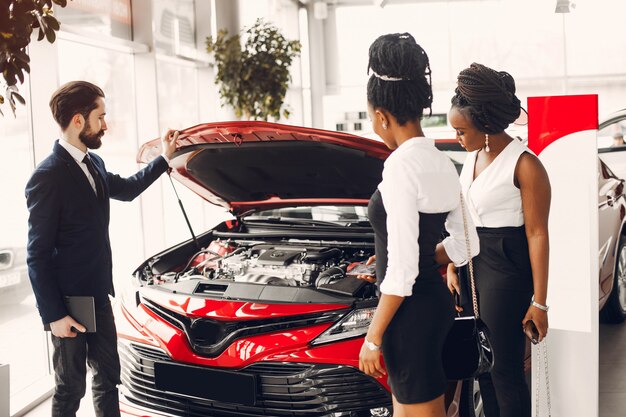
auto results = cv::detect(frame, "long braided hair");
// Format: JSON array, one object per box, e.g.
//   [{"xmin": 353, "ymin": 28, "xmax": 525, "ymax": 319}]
[
  {"xmin": 367, "ymin": 33, "xmax": 433, "ymax": 125},
  {"xmin": 451, "ymin": 63, "xmax": 521, "ymax": 134}
]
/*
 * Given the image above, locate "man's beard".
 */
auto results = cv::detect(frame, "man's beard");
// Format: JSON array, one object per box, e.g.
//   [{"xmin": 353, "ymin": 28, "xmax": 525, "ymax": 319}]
[{"xmin": 79, "ymin": 120, "xmax": 104, "ymax": 149}]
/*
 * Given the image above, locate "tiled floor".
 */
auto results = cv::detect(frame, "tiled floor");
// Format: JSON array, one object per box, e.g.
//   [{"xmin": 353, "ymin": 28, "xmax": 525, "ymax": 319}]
[
  {"xmin": 21, "ymin": 323, "xmax": 626, "ymax": 417},
  {"xmin": 599, "ymin": 322, "xmax": 626, "ymax": 417}
]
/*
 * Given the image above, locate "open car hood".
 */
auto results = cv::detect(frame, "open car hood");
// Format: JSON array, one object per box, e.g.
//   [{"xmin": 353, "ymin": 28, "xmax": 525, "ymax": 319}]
[{"xmin": 137, "ymin": 121, "xmax": 390, "ymax": 215}]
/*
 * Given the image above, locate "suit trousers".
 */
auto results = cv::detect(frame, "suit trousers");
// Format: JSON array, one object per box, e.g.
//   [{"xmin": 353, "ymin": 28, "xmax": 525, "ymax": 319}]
[
  {"xmin": 472, "ymin": 226, "xmax": 534, "ymax": 417},
  {"xmin": 51, "ymin": 302, "xmax": 121, "ymax": 417}
]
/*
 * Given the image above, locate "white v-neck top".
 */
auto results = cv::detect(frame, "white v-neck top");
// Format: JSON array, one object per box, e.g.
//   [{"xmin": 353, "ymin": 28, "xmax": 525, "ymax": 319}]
[{"xmin": 459, "ymin": 138, "xmax": 531, "ymax": 228}]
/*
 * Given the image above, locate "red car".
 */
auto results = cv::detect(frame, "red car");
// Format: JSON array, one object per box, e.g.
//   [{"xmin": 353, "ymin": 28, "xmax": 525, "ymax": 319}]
[{"xmin": 116, "ymin": 122, "xmax": 478, "ymax": 417}]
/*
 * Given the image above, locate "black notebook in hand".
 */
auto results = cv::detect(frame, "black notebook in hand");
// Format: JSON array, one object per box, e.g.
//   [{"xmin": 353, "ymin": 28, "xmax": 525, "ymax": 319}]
[{"xmin": 43, "ymin": 296, "xmax": 97, "ymax": 333}]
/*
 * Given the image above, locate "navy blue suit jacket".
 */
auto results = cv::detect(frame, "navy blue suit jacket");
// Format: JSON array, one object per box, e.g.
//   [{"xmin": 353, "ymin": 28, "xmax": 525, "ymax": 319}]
[{"xmin": 25, "ymin": 140, "xmax": 169, "ymax": 324}]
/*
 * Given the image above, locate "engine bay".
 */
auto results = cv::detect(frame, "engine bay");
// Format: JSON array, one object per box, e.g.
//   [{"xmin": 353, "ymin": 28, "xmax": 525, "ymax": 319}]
[{"xmin": 140, "ymin": 237, "xmax": 377, "ymax": 299}]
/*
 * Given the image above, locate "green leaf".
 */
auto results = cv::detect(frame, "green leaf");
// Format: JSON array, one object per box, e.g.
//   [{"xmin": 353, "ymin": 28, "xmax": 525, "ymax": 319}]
[
  {"xmin": 43, "ymin": 15, "xmax": 60, "ymax": 31},
  {"xmin": 45, "ymin": 27, "xmax": 56, "ymax": 43},
  {"xmin": 11, "ymin": 91, "xmax": 25, "ymax": 105}
]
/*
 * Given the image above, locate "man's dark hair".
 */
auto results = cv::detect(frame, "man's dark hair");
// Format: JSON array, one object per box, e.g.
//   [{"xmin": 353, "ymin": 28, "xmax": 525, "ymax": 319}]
[
  {"xmin": 367, "ymin": 33, "xmax": 433, "ymax": 125},
  {"xmin": 451, "ymin": 63, "xmax": 521, "ymax": 134},
  {"xmin": 49, "ymin": 81, "xmax": 105, "ymax": 130}
]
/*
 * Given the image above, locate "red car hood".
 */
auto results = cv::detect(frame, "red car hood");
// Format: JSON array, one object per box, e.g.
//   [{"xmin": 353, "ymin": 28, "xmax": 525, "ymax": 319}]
[{"xmin": 137, "ymin": 121, "xmax": 390, "ymax": 215}]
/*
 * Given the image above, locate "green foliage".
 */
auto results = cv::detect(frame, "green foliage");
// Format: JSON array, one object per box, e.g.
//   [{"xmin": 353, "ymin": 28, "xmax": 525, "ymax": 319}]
[
  {"xmin": 0, "ymin": 0, "xmax": 68, "ymax": 116},
  {"xmin": 206, "ymin": 19, "xmax": 302, "ymax": 121}
]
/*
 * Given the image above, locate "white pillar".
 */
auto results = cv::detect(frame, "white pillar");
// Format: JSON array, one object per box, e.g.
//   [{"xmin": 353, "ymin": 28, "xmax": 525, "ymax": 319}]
[
  {"xmin": 528, "ymin": 95, "xmax": 599, "ymax": 417},
  {"xmin": 211, "ymin": 0, "xmax": 240, "ymax": 122},
  {"xmin": 0, "ymin": 363, "xmax": 8, "ymax": 417},
  {"xmin": 306, "ymin": 3, "xmax": 326, "ymax": 128},
  {"xmin": 131, "ymin": 0, "xmax": 166, "ymax": 257},
  {"xmin": 27, "ymin": 38, "xmax": 61, "ymax": 165},
  {"xmin": 322, "ymin": 4, "xmax": 339, "ymax": 96}
]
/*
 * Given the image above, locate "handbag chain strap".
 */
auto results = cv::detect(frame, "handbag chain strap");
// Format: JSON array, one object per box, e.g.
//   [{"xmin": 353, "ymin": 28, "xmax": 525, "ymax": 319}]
[
  {"xmin": 535, "ymin": 339, "xmax": 552, "ymax": 416},
  {"xmin": 458, "ymin": 193, "xmax": 480, "ymax": 318}
]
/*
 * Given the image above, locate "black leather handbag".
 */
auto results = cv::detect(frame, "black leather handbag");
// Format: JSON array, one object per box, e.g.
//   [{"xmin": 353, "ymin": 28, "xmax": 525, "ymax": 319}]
[{"xmin": 442, "ymin": 194, "xmax": 494, "ymax": 381}]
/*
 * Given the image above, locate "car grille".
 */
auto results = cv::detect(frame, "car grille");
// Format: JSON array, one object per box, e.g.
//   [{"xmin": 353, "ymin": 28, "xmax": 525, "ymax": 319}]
[
  {"xmin": 141, "ymin": 297, "xmax": 348, "ymax": 357},
  {"xmin": 119, "ymin": 341, "xmax": 391, "ymax": 417}
]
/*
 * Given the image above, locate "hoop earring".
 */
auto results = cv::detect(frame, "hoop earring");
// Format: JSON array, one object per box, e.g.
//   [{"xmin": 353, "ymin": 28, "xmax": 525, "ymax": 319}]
[
  {"xmin": 382, "ymin": 122, "xmax": 388, "ymax": 130},
  {"xmin": 484, "ymin": 134, "xmax": 490, "ymax": 152}
]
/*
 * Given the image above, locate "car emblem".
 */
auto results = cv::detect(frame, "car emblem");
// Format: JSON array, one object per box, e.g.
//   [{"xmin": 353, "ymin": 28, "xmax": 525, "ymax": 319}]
[{"xmin": 188, "ymin": 318, "xmax": 225, "ymax": 346}]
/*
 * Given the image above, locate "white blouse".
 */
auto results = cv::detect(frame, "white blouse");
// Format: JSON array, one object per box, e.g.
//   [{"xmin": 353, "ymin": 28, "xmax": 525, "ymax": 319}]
[
  {"xmin": 378, "ymin": 137, "xmax": 480, "ymax": 297},
  {"xmin": 459, "ymin": 138, "xmax": 530, "ymax": 228}
]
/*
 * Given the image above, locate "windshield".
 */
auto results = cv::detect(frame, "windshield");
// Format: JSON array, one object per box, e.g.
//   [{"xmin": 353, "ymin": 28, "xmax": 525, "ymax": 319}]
[{"xmin": 244, "ymin": 205, "xmax": 370, "ymax": 226}]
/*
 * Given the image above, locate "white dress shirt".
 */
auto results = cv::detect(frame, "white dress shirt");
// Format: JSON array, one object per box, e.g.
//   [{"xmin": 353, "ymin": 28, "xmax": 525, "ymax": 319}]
[
  {"xmin": 58, "ymin": 139, "xmax": 98, "ymax": 196},
  {"xmin": 378, "ymin": 137, "xmax": 480, "ymax": 297}
]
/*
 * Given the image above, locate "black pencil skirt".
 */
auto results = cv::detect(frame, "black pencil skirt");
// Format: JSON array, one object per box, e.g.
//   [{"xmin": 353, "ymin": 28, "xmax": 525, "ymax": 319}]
[{"xmin": 381, "ymin": 270, "xmax": 455, "ymax": 404}]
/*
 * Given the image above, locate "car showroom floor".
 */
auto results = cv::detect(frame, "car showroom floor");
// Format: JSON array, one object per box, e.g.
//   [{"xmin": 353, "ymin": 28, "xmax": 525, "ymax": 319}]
[{"xmin": 20, "ymin": 322, "xmax": 626, "ymax": 417}]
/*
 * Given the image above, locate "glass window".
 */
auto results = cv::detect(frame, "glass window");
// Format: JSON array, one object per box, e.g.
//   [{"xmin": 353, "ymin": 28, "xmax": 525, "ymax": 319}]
[
  {"xmin": 247, "ymin": 206, "xmax": 369, "ymax": 226},
  {"xmin": 0, "ymin": 80, "xmax": 53, "ymax": 415},
  {"xmin": 54, "ymin": 0, "xmax": 133, "ymax": 40},
  {"xmin": 57, "ymin": 40, "xmax": 142, "ymax": 292},
  {"xmin": 152, "ymin": 0, "xmax": 197, "ymax": 58},
  {"xmin": 154, "ymin": 57, "xmax": 232, "ymax": 246},
  {"xmin": 598, "ymin": 121, "xmax": 626, "ymax": 150}
]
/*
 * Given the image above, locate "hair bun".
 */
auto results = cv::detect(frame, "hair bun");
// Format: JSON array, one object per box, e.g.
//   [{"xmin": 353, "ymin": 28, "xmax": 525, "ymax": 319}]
[
  {"xmin": 452, "ymin": 63, "xmax": 521, "ymax": 134},
  {"xmin": 368, "ymin": 33, "xmax": 429, "ymax": 81},
  {"xmin": 366, "ymin": 32, "xmax": 433, "ymax": 124}
]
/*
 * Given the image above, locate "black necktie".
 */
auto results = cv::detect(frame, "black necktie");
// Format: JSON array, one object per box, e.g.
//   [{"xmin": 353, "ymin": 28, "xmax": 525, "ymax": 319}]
[{"xmin": 82, "ymin": 154, "xmax": 104, "ymax": 199}]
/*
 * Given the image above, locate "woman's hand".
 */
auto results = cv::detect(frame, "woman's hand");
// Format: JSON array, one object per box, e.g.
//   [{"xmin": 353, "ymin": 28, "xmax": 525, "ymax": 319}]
[
  {"xmin": 357, "ymin": 255, "xmax": 377, "ymax": 283},
  {"xmin": 358, "ymin": 340, "xmax": 386, "ymax": 378},
  {"xmin": 522, "ymin": 305, "xmax": 548, "ymax": 342},
  {"xmin": 447, "ymin": 264, "xmax": 463, "ymax": 312}
]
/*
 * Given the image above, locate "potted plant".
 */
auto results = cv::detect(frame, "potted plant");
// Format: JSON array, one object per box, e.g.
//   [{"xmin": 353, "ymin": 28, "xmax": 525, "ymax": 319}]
[{"xmin": 206, "ymin": 19, "xmax": 302, "ymax": 121}]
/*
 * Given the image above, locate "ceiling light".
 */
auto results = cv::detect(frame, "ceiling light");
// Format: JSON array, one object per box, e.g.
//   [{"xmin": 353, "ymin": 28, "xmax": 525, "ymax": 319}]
[{"xmin": 555, "ymin": 0, "xmax": 576, "ymax": 13}]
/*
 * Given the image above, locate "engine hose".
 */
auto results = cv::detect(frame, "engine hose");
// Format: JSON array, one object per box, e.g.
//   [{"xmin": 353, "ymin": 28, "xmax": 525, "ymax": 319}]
[{"xmin": 315, "ymin": 266, "xmax": 346, "ymax": 287}]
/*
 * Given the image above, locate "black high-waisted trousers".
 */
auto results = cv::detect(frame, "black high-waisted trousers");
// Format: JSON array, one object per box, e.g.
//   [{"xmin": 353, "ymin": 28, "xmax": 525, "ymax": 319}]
[{"xmin": 465, "ymin": 226, "xmax": 534, "ymax": 417}]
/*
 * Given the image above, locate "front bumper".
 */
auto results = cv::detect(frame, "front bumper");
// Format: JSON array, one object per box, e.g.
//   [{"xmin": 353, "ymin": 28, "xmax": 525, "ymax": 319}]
[{"xmin": 119, "ymin": 340, "xmax": 391, "ymax": 417}]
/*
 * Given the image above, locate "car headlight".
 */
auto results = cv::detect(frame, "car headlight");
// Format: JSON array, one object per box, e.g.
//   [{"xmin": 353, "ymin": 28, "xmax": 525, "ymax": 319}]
[
  {"xmin": 311, "ymin": 307, "xmax": 377, "ymax": 345},
  {"xmin": 119, "ymin": 272, "xmax": 142, "ymax": 310}
]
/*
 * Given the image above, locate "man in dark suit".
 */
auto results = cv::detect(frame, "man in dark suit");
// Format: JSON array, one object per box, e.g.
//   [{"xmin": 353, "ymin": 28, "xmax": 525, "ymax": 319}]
[{"xmin": 25, "ymin": 81, "xmax": 180, "ymax": 417}]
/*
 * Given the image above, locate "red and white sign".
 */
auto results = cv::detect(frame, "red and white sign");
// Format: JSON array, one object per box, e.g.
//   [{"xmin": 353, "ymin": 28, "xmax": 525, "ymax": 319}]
[{"xmin": 528, "ymin": 95, "xmax": 599, "ymax": 417}]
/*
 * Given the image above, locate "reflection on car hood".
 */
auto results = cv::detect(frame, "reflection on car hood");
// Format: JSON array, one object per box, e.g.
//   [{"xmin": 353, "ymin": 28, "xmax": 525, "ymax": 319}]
[{"xmin": 137, "ymin": 121, "xmax": 390, "ymax": 214}]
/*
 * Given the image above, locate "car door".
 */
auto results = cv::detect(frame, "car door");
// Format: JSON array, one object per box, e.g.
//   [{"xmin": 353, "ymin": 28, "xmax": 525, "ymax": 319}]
[{"xmin": 598, "ymin": 159, "xmax": 625, "ymax": 306}]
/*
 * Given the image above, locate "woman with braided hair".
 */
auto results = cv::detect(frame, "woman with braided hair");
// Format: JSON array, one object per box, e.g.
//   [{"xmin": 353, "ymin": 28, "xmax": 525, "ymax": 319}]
[
  {"xmin": 358, "ymin": 33, "xmax": 479, "ymax": 417},
  {"xmin": 446, "ymin": 63, "xmax": 551, "ymax": 417}
]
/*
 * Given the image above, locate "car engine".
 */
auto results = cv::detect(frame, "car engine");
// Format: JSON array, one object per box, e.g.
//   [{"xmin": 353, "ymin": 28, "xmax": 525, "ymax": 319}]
[
  {"xmin": 215, "ymin": 244, "xmax": 344, "ymax": 286},
  {"xmin": 168, "ymin": 239, "xmax": 374, "ymax": 290}
]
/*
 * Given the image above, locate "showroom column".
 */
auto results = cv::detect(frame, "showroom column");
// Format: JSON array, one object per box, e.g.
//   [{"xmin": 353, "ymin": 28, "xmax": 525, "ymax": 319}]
[
  {"xmin": 132, "ymin": 0, "xmax": 167, "ymax": 256},
  {"xmin": 306, "ymin": 2, "xmax": 326, "ymax": 129},
  {"xmin": 528, "ymin": 95, "xmax": 599, "ymax": 417},
  {"xmin": 211, "ymin": 0, "xmax": 240, "ymax": 122},
  {"xmin": 0, "ymin": 363, "xmax": 8, "ymax": 417},
  {"xmin": 27, "ymin": 39, "xmax": 61, "ymax": 165}
]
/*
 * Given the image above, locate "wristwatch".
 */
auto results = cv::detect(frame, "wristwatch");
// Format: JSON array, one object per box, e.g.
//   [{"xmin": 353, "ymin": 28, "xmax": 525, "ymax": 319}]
[{"xmin": 363, "ymin": 339, "xmax": 381, "ymax": 351}]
